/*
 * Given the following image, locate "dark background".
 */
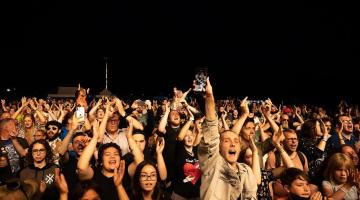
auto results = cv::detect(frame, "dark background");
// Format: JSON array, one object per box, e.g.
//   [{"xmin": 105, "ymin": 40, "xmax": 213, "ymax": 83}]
[{"xmin": 1, "ymin": 0, "xmax": 359, "ymax": 106}]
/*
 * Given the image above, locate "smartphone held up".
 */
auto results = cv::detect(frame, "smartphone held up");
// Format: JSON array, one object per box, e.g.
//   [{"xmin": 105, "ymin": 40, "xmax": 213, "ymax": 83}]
[{"xmin": 193, "ymin": 67, "xmax": 208, "ymax": 93}]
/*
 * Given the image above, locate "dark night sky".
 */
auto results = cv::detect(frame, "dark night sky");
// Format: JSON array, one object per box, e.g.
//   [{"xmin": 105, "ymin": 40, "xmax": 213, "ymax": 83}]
[{"xmin": 1, "ymin": 0, "xmax": 359, "ymax": 104}]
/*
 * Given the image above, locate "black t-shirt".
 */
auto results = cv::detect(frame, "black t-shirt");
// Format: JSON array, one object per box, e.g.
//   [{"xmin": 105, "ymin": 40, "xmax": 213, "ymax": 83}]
[
  {"xmin": 62, "ymin": 155, "xmax": 95, "ymax": 200},
  {"xmin": 94, "ymin": 170, "xmax": 119, "ymax": 200},
  {"xmin": 92, "ymin": 154, "xmax": 132, "ymax": 200},
  {"xmin": 161, "ymin": 126, "xmax": 181, "ymax": 182},
  {"xmin": 173, "ymin": 142, "xmax": 200, "ymax": 198}
]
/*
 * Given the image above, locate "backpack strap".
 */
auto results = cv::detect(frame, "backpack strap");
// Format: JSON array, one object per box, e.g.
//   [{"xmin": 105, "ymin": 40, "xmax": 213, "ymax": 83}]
[
  {"xmin": 297, "ymin": 151, "xmax": 306, "ymax": 167},
  {"xmin": 275, "ymin": 150, "xmax": 306, "ymax": 168},
  {"xmin": 275, "ymin": 150, "xmax": 281, "ymax": 168}
]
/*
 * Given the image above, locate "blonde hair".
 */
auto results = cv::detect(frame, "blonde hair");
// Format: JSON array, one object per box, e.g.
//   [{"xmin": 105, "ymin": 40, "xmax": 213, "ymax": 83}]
[{"xmin": 324, "ymin": 153, "xmax": 355, "ymax": 183}]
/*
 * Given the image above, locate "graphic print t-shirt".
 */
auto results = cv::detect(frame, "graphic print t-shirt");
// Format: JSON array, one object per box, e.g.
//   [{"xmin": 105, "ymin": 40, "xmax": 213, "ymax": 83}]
[{"xmin": 173, "ymin": 143, "xmax": 201, "ymax": 198}]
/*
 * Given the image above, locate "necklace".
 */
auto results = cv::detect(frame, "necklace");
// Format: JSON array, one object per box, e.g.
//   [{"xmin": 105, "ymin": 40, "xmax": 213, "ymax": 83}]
[{"xmin": 185, "ymin": 147, "xmax": 194, "ymax": 156}]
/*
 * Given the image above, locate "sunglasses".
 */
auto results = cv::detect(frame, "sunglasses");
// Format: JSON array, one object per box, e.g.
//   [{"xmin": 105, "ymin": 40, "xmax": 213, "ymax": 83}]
[{"xmin": 46, "ymin": 126, "xmax": 58, "ymax": 131}]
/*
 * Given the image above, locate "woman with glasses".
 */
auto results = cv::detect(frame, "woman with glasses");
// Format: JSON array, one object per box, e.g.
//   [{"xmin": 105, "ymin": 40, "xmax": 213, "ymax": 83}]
[
  {"xmin": 131, "ymin": 160, "xmax": 170, "ymax": 200},
  {"xmin": 19, "ymin": 139, "xmax": 59, "ymax": 199}
]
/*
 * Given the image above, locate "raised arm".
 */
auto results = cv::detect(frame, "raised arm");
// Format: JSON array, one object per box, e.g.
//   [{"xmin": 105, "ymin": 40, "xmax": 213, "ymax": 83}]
[
  {"xmin": 113, "ymin": 160, "xmax": 130, "ymax": 200},
  {"xmin": 58, "ymin": 115, "xmax": 78, "ymax": 156},
  {"xmin": 98, "ymin": 102, "xmax": 112, "ymax": 143},
  {"xmin": 114, "ymin": 97, "xmax": 126, "ymax": 118},
  {"xmin": 231, "ymin": 97, "xmax": 249, "ymax": 134},
  {"xmin": 204, "ymin": 78, "xmax": 216, "ymax": 121},
  {"xmin": 316, "ymin": 120, "xmax": 331, "ymax": 151},
  {"xmin": 158, "ymin": 102, "xmax": 170, "ymax": 134},
  {"xmin": 220, "ymin": 111, "xmax": 230, "ymax": 131},
  {"xmin": 193, "ymin": 118, "xmax": 203, "ymax": 147},
  {"xmin": 126, "ymin": 116, "xmax": 144, "ymax": 131},
  {"xmin": 156, "ymin": 137, "xmax": 167, "ymax": 181},
  {"xmin": 88, "ymin": 98, "xmax": 103, "ymax": 122},
  {"xmin": 198, "ymin": 77, "xmax": 220, "ymax": 170},
  {"xmin": 10, "ymin": 137, "xmax": 28, "ymax": 157},
  {"xmin": 1, "ymin": 99, "xmax": 8, "ymax": 112},
  {"xmin": 29, "ymin": 99, "xmax": 46, "ymax": 124},
  {"xmin": 126, "ymin": 118, "xmax": 144, "ymax": 177},
  {"xmin": 261, "ymin": 103, "xmax": 279, "ymax": 134},
  {"xmin": 249, "ymin": 137, "xmax": 261, "ymax": 185},
  {"xmin": 293, "ymin": 106, "xmax": 304, "ymax": 124},
  {"xmin": 177, "ymin": 120, "xmax": 193, "ymax": 141},
  {"xmin": 54, "ymin": 168, "xmax": 69, "ymax": 200},
  {"xmin": 77, "ymin": 121, "xmax": 99, "ymax": 181},
  {"xmin": 11, "ymin": 97, "xmax": 29, "ymax": 119}
]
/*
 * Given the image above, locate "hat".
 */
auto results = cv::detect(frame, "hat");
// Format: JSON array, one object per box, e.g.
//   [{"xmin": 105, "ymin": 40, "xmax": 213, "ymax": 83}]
[
  {"xmin": 45, "ymin": 120, "xmax": 62, "ymax": 130},
  {"xmin": 283, "ymin": 107, "xmax": 292, "ymax": 114}
]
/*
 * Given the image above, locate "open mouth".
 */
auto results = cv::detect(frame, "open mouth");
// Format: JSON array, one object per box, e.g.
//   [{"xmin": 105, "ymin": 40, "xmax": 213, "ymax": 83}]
[
  {"xmin": 109, "ymin": 160, "xmax": 117, "ymax": 165},
  {"xmin": 228, "ymin": 149, "xmax": 236, "ymax": 156}
]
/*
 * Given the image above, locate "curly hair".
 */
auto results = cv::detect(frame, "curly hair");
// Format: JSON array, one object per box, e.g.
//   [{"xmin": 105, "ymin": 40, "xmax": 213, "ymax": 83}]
[{"xmin": 27, "ymin": 139, "xmax": 54, "ymax": 165}]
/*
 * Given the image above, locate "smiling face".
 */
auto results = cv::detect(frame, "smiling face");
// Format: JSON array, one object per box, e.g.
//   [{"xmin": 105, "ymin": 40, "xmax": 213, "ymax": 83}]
[
  {"xmin": 284, "ymin": 130, "xmax": 298, "ymax": 153},
  {"xmin": 220, "ymin": 131, "xmax": 241, "ymax": 166},
  {"xmin": 46, "ymin": 125, "xmax": 60, "ymax": 140},
  {"xmin": 169, "ymin": 110, "xmax": 180, "ymax": 126},
  {"xmin": 24, "ymin": 116, "xmax": 34, "ymax": 129},
  {"xmin": 102, "ymin": 147, "xmax": 121, "ymax": 172},
  {"xmin": 339, "ymin": 116, "xmax": 353, "ymax": 133},
  {"xmin": 139, "ymin": 164, "xmax": 157, "ymax": 192},
  {"xmin": 184, "ymin": 130, "xmax": 194, "ymax": 147}
]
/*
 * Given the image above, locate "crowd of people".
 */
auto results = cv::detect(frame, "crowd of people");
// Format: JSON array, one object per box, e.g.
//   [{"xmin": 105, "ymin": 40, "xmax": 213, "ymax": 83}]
[{"xmin": 0, "ymin": 79, "xmax": 359, "ymax": 200}]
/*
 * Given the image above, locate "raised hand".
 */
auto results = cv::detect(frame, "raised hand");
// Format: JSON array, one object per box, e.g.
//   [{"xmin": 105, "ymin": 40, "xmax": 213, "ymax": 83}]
[
  {"xmin": 21, "ymin": 97, "xmax": 27, "ymax": 107},
  {"xmin": 272, "ymin": 125, "xmax": 284, "ymax": 146},
  {"xmin": 113, "ymin": 160, "xmax": 126, "ymax": 187},
  {"xmin": 309, "ymin": 191, "xmax": 323, "ymax": 200},
  {"xmin": 156, "ymin": 137, "xmax": 165, "ymax": 154},
  {"xmin": 249, "ymin": 137, "xmax": 258, "ymax": 154},
  {"xmin": 240, "ymin": 96, "xmax": 249, "ymax": 116},
  {"xmin": 39, "ymin": 180, "xmax": 46, "ymax": 193},
  {"xmin": 204, "ymin": 77, "xmax": 213, "ymax": 97},
  {"xmin": 54, "ymin": 168, "xmax": 68, "ymax": 195}
]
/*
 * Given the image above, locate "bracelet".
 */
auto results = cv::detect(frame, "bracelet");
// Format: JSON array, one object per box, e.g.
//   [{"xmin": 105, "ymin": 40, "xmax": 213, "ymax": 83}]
[{"xmin": 322, "ymin": 135, "xmax": 331, "ymax": 142}]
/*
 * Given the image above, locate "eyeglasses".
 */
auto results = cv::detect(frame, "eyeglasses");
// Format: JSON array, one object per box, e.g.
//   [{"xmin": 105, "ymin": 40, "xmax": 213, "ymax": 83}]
[
  {"xmin": 140, "ymin": 172, "xmax": 157, "ymax": 181},
  {"xmin": 46, "ymin": 126, "xmax": 58, "ymax": 131},
  {"xmin": 341, "ymin": 120, "xmax": 353, "ymax": 124},
  {"xmin": 32, "ymin": 148, "xmax": 46, "ymax": 154}
]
